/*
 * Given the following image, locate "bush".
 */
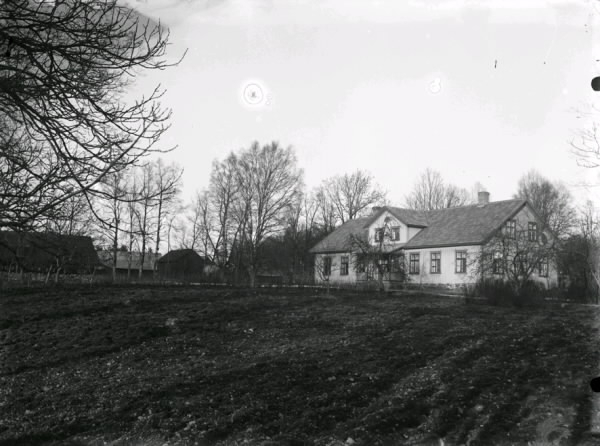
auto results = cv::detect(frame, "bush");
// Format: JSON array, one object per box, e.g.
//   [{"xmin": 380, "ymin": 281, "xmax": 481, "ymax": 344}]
[{"xmin": 470, "ymin": 279, "xmax": 545, "ymax": 307}]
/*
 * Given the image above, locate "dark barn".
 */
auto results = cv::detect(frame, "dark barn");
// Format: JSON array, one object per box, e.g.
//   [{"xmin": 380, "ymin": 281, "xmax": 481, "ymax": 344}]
[
  {"xmin": 157, "ymin": 249, "xmax": 210, "ymax": 282},
  {"xmin": 0, "ymin": 231, "xmax": 100, "ymax": 274}
]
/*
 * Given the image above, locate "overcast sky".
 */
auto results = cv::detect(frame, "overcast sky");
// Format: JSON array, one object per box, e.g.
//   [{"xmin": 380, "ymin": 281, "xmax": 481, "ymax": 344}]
[{"xmin": 126, "ymin": 0, "xmax": 600, "ymax": 207}]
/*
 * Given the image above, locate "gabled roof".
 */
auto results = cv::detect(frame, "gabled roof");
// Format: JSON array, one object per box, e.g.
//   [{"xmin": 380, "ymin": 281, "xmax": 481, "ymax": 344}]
[
  {"xmin": 403, "ymin": 199, "xmax": 526, "ymax": 249},
  {"xmin": 361, "ymin": 206, "xmax": 429, "ymax": 228},
  {"xmin": 309, "ymin": 199, "xmax": 528, "ymax": 253},
  {"xmin": 157, "ymin": 249, "xmax": 204, "ymax": 264},
  {"xmin": 0, "ymin": 231, "xmax": 101, "ymax": 272},
  {"xmin": 309, "ymin": 217, "xmax": 370, "ymax": 253}
]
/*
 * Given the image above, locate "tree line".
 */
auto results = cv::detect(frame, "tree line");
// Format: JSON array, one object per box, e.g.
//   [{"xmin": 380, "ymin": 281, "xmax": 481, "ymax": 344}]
[{"xmin": 2, "ymin": 1, "xmax": 600, "ymax": 296}]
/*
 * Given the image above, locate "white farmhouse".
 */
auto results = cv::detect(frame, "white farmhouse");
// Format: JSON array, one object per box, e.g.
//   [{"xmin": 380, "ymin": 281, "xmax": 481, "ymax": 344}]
[{"xmin": 309, "ymin": 192, "xmax": 559, "ymax": 289}]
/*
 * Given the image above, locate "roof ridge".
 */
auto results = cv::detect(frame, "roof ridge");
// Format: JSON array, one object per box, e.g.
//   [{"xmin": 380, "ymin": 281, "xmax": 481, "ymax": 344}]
[{"xmin": 388, "ymin": 198, "xmax": 525, "ymax": 213}]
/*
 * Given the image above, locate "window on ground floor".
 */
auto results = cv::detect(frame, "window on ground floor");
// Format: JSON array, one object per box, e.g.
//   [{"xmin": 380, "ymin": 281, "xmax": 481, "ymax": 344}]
[
  {"xmin": 515, "ymin": 254, "xmax": 529, "ymax": 276},
  {"xmin": 356, "ymin": 256, "xmax": 365, "ymax": 273},
  {"xmin": 391, "ymin": 254, "xmax": 404, "ymax": 273},
  {"xmin": 366, "ymin": 263, "xmax": 375, "ymax": 280},
  {"xmin": 340, "ymin": 256, "xmax": 349, "ymax": 276},
  {"xmin": 430, "ymin": 252, "xmax": 441, "ymax": 274},
  {"xmin": 492, "ymin": 252, "xmax": 503, "ymax": 275},
  {"xmin": 409, "ymin": 253, "xmax": 420, "ymax": 274},
  {"xmin": 538, "ymin": 258, "xmax": 548, "ymax": 277},
  {"xmin": 455, "ymin": 250, "xmax": 467, "ymax": 273},
  {"xmin": 378, "ymin": 258, "xmax": 390, "ymax": 273},
  {"xmin": 322, "ymin": 256, "xmax": 332, "ymax": 276}
]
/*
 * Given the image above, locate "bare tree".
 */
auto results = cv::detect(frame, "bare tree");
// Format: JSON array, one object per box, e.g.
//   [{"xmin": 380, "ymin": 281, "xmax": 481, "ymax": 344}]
[
  {"xmin": 207, "ymin": 154, "xmax": 243, "ymax": 268},
  {"xmin": 0, "ymin": 0, "xmax": 182, "ymax": 230},
  {"xmin": 42, "ymin": 193, "xmax": 91, "ymax": 236},
  {"xmin": 314, "ymin": 252, "xmax": 339, "ymax": 296},
  {"xmin": 181, "ymin": 154, "xmax": 243, "ymax": 272},
  {"xmin": 299, "ymin": 192, "xmax": 321, "ymax": 280},
  {"xmin": 578, "ymin": 201, "xmax": 600, "ymax": 293},
  {"xmin": 96, "ymin": 170, "xmax": 128, "ymax": 281},
  {"xmin": 124, "ymin": 174, "xmax": 139, "ymax": 280},
  {"xmin": 405, "ymin": 168, "xmax": 471, "ymax": 210},
  {"xmin": 322, "ymin": 170, "xmax": 386, "ymax": 224},
  {"xmin": 470, "ymin": 218, "xmax": 558, "ymax": 296},
  {"xmin": 182, "ymin": 190, "xmax": 208, "ymax": 253},
  {"xmin": 514, "ymin": 170, "xmax": 574, "ymax": 238},
  {"xmin": 133, "ymin": 163, "xmax": 157, "ymax": 278},
  {"xmin": 314, "ymin": 185, "xmax": 338, "ymax": 233},
  {"xmin": 561, "ymin": 201, "xmax": 600, "ymax": 301},
  {"xmin": 236, "ymin": 141, "xmax": 303, "ymax": 287},
  {"xmin": 166, "ymin": 211, "xmax": 186, "ymax": 253},
  {"xmin": 570, "ymin": 105, "xmax": 600, "ymax": 168},
  {"xmin": 153, "ymin": 159, "xmax": 183, "ymax": 255}
]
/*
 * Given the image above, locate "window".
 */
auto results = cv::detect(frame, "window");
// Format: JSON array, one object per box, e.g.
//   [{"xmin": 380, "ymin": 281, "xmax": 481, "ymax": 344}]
[
  {"xmin": 430, "ymin": 252, "xmax": 441, "ymax": 274},
  {"xmin": 506, "ymin": 220, "xmax": 516, "ymax": 239},
  {"xmin": 528, "ymin": 222, "xmax": 538, "ymax": 242},
  {"xmin": 391, "ymin": 226, "xmax": 400, "ymax": 241},
  {"xmin": 340, "ymin": 256, "xmax": 349, "ymax": 276},
  {"xmin": 492, "ymin": 252, "xmax": 503, "ymax": 275},
  {"xmin": 455, "ymin": 251, "xmax": 467, "ymax": 273},
  {"xmin": 516, "ymin": 255, "xmax": 528, "ymax": 275},
  {"xmin": 391, "ymin": 254, "xmax": 404, "ymax": 273},
  {"xmin": 322, "ymin": 256, "xmax": 332, "ymax": 276},
  {"xmin": 379, "ymin": 258, "xmax": 390, "ymax": 273},
  {"xmin": 356, "ymin": 256, "xmax": 366, "ymax": 273},
  {"xmin": 538, "ymin": 258, "xmax": 548, "ymax": 277},
  {"xmin": 409, "ymin": 253, "xmax": 420, "ymax": 274},
  {"xmin": 366, "ymin": 263, "xmax": 375, "ymax": 280},
  {"xmin": 374, "ymin": 228, "xmax": 383, "ymax": 242}
]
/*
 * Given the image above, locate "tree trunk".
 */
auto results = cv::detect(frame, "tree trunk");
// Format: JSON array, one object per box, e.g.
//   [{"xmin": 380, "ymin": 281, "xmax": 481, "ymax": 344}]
[
  {"xmin": 112, "ymin": 220, "xmax": 119, "ymax": 282},
  {"xmin": 248, "ymin": 265, "xmax": 256, "ymax": 288},
  {"xmin": 155, "ymin": 195, "xmax": 163, "ymax": 255},
  {"xmin": 154, "ymin": 195, "xmax": 163, "ymax": 281},
  {"xmin": 139, "ymin": 236, "xmax": 146, "ymax": 279}
]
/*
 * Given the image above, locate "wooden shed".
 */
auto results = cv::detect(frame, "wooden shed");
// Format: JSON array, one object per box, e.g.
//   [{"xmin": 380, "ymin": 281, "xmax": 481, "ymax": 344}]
[
  {"xmin": 156, "ymin": 249, "xmax": 209, "ymax": 281},
  {"xmin": 0, "ymin": 231, "xmax": 101, "ymax": 274}
]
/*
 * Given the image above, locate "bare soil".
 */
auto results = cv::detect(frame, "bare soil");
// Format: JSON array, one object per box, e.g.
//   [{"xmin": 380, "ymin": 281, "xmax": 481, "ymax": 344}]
[{"xmin": 0, "ymin": 286, "xmax": 598, "ymax": 446}]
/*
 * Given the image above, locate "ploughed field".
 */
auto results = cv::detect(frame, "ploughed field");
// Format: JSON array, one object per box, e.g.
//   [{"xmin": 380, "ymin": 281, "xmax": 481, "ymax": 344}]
[{"xmin": 0, "ymin": 286, "xmax": 598, "ymax": 446}]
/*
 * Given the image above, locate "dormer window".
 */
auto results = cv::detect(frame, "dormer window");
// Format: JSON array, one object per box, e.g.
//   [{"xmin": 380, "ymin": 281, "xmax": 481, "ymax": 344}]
[
  {"xmin": 374, "ymin": 228, "xmax": 384, "ymax": 242},
  {"xmin": 528, "ymin": 222, "xmax": 538, "ymax": 242},
  {"xmin": 505, "ymin": 220, "xmax": 516, "ymax": 239}
]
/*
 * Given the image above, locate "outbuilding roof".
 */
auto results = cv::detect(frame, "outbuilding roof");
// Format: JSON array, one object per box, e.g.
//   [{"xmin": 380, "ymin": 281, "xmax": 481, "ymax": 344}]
[
  {"xmin": 157, "ymin": 249, "xmax": 203, "ymax": 264},
  {"xmin": 0, "ymin": 231, "xmax": 101, "ymax": 272}
]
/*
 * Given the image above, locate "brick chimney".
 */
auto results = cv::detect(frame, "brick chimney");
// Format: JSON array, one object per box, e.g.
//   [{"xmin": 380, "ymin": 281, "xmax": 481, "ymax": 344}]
[
  {"xmin": 478, "ymin": 191, "xmax": 490, "ymax": 206},
  {"xmin": 372, "ymin": 206, "xmax": 382, "ymax": 214}
]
